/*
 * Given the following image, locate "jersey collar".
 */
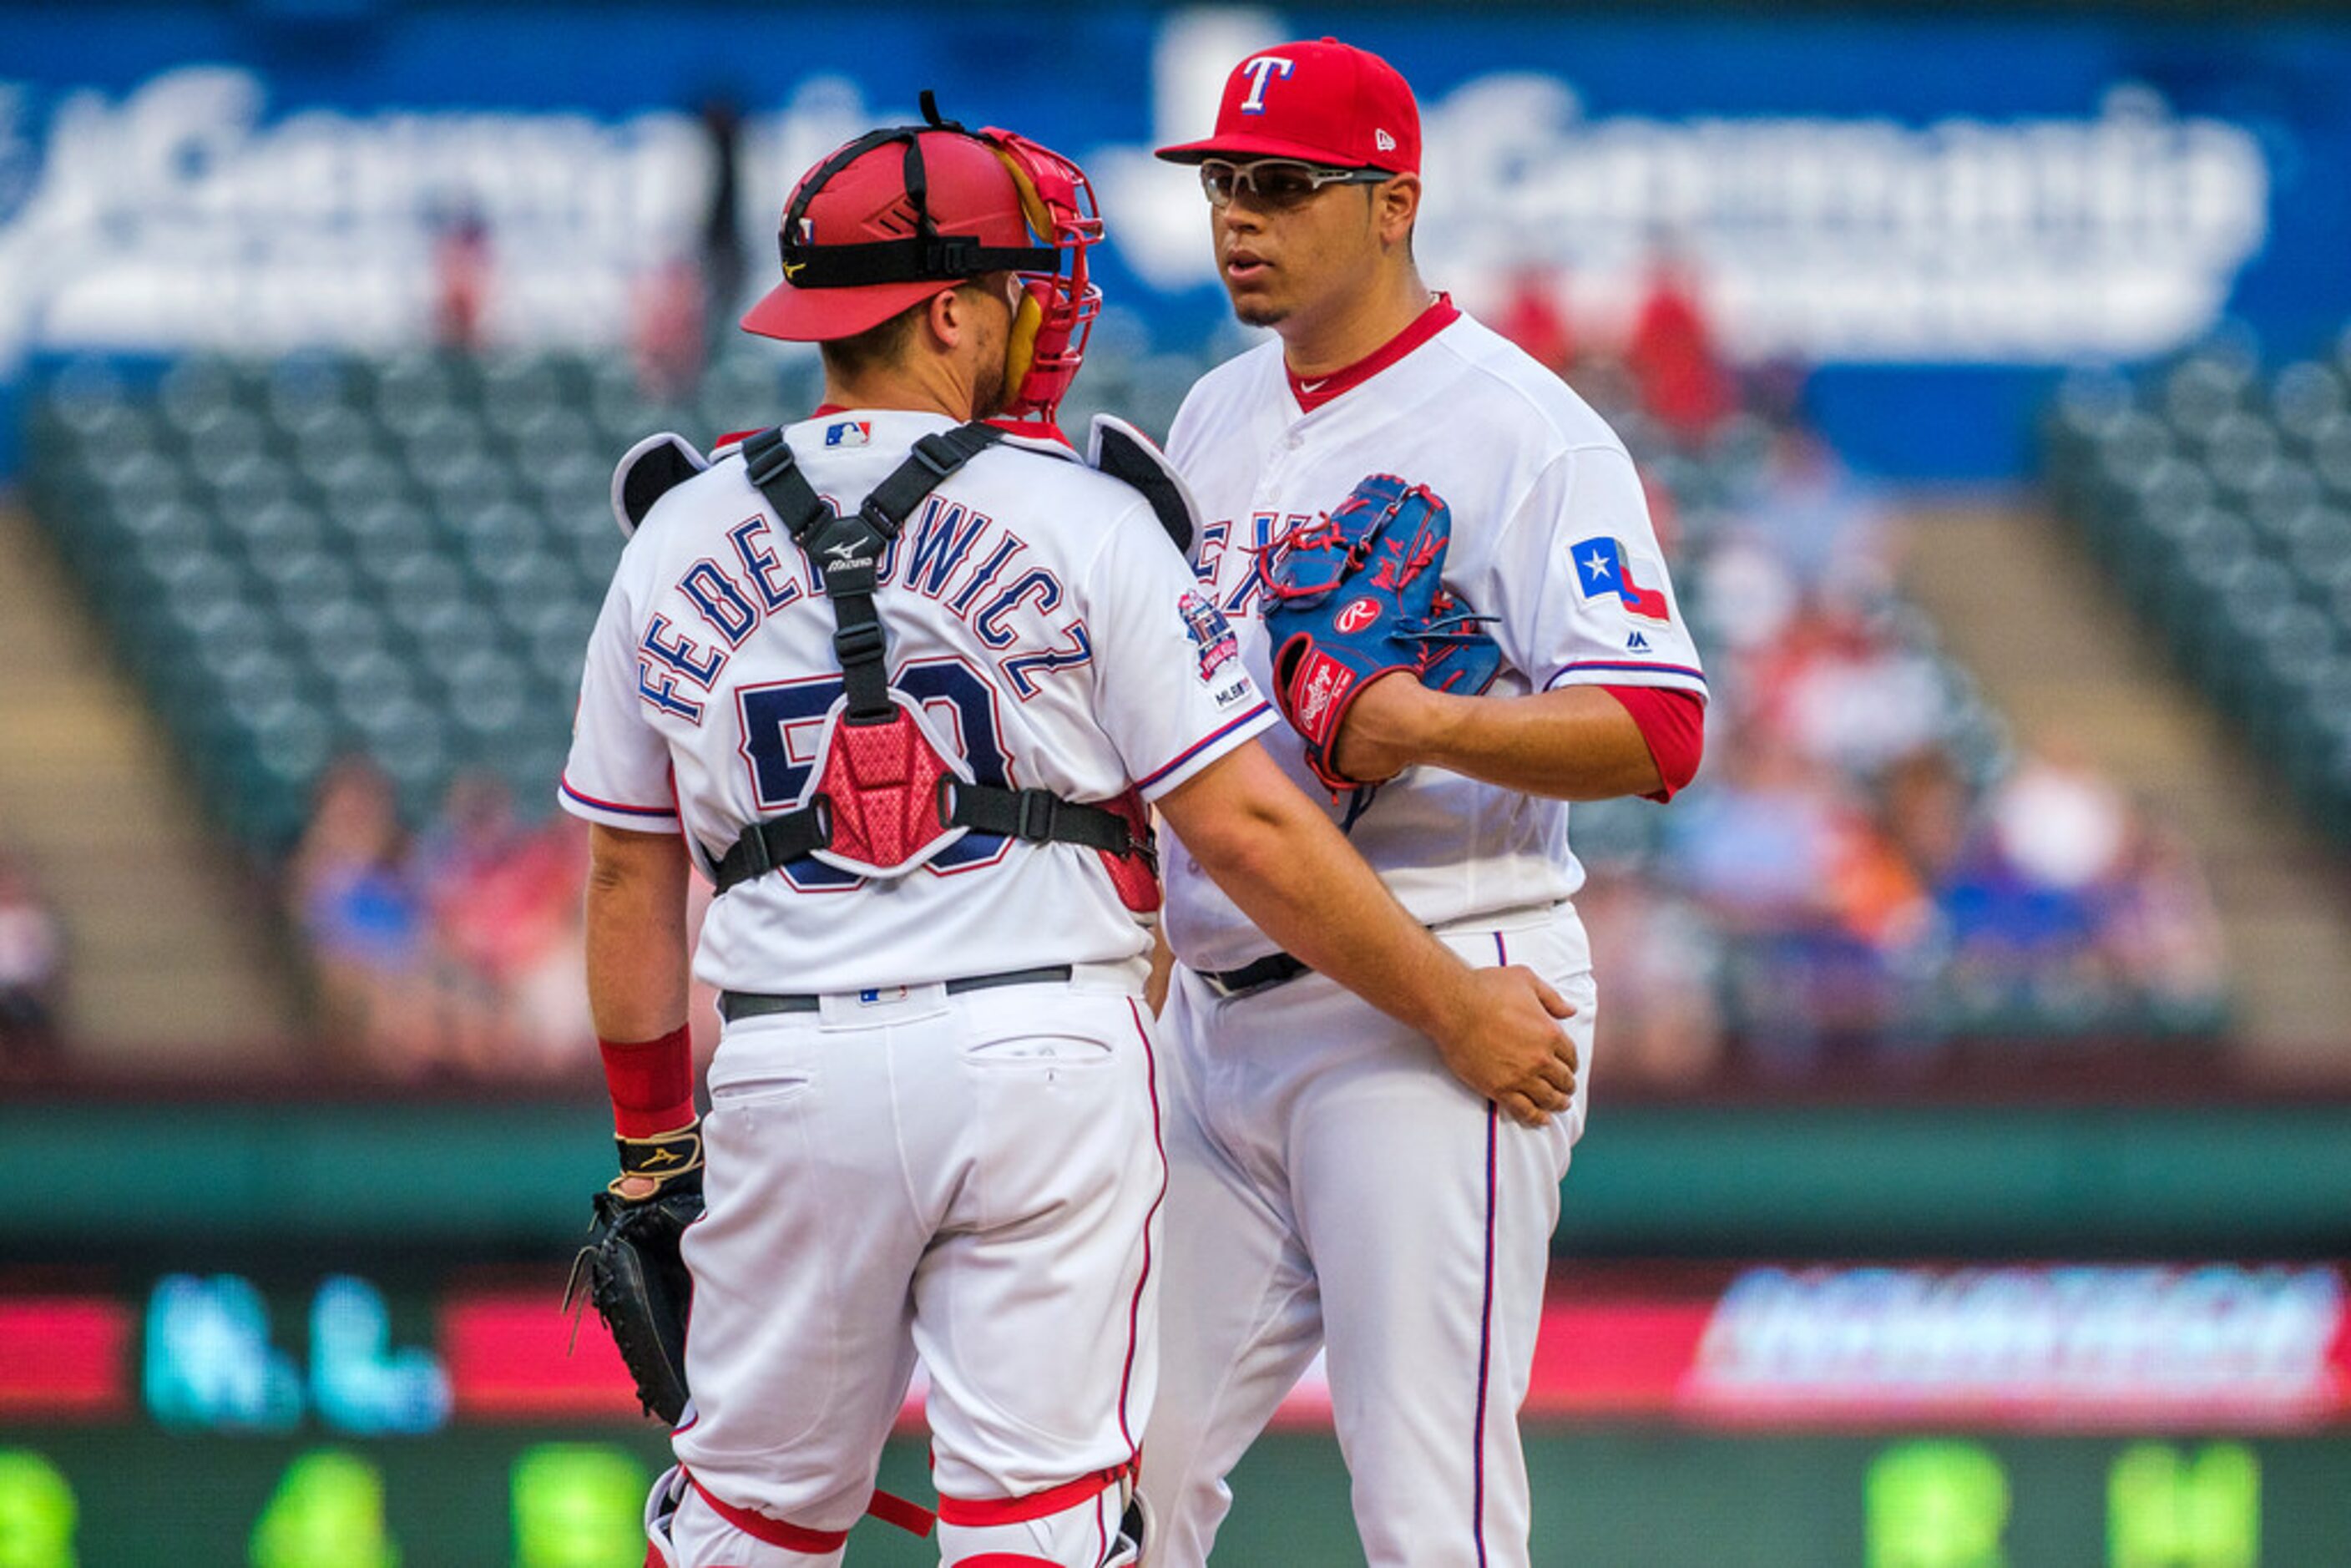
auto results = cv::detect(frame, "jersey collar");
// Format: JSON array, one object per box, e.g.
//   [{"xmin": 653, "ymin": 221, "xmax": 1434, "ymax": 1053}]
[{"xmin": 1284, "ymin": 292, "xmax": 1462, "ymax": 414}]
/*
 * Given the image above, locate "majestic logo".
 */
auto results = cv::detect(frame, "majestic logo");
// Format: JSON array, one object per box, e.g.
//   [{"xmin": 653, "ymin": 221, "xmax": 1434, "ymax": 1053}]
[
  {"xmin": 1178, "ymin": 590, "xmax": 1240, "ymax": 680},
  {"xmin": 825, "ymin": 420, "xmax": 872, "ymax": 448},
  {"xmin": 1237, "ymin": 56, "xmax": 1296, "ymax": 114},
  {"xmin": 1335, "ymin": 596, "xmax": 1381, "ymax": 635},
  {"xmin": 1571, "ymin": 537, "xmax": 1671, "ymax": 622},
  {"xmin": 1626, "ymin": 630, "xmax": 1651, "ymax": 652}
]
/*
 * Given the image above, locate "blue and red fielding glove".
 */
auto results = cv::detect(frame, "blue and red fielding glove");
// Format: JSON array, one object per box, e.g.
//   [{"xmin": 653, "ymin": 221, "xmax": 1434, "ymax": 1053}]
[{"xmin": 1259, "ymin": 473, "xmax": 1501, "ymax": 791}]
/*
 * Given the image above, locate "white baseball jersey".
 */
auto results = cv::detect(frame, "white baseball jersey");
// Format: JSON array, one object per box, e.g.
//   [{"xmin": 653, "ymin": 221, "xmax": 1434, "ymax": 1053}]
[
  {"xmin": 1159, "ymin": 301, "xmax": 1707, "ymax": 972},
  {"xmin": 559, "ymin": 407, "xmax": 1274, "ymax": 991}
]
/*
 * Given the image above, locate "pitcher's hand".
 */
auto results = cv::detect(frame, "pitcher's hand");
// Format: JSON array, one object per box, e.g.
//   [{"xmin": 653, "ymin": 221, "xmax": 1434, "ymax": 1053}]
[{"xmin": 1429, "ymin": 966, "xmax": 1577, "ymax": 1127}]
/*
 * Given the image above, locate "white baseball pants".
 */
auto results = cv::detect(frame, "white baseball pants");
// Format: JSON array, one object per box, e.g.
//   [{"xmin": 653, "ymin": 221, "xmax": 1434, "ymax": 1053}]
[
  {"xmin": 650, "ymin": 961, "xmax": 1164, "ymax": 1567},
  {"xmin": 1140, "ymin": 907, "xmax": 1595, "ymax": 1568}
]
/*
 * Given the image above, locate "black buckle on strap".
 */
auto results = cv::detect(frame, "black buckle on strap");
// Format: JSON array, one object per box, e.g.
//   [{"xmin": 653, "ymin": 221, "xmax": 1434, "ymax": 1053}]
[
  {"xmin": 1011, "ymin": 787, "xmax": 1059, "ymax": 842},
  {"xmin": 925, "ymin": 235, "xmax": 978, "ymax": 274},
  {"xmin": 908, "ymin": 432, "xmax": 964, "ymax": 480},
  {"xmin": 743, "ymin": 433, "xmax": 797, "ymax": 491},
  {"xmin": 833, "ymin": 621, "xmax": 887, "ymax": 665}
]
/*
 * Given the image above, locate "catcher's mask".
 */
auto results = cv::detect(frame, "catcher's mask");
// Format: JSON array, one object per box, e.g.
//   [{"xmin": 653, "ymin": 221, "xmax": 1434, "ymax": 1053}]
[{"xmin": 741, "ymin": 93, "xmax": 1102, "ymax": 423}]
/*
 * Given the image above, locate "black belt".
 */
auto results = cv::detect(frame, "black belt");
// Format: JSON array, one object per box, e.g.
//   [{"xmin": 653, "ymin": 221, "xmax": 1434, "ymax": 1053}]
[
  {"xmin": 719, "ymin": 965, "xmax": 1075, "ymax": 1021},
  {"xmin": 1196, "ymin": 951, "xmax": 1310, "ymax": 998}
]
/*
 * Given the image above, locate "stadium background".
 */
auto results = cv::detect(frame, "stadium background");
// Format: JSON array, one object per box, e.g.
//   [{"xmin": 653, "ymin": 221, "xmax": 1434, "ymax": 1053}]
[{"xmin": 4, "ymin": 1, "xmax": 2351, "ymax": 1562}]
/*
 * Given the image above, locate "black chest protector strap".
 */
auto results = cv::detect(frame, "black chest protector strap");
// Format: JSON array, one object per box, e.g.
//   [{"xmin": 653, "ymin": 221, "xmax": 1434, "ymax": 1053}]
[{"xmin": 714, "ymin": 423, "xmax": 1150, "ymax": 896}]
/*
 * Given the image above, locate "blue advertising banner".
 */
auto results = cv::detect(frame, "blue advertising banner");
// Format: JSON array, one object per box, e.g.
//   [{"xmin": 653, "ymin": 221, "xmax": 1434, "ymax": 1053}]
[{"xmin": 2, "ymin": 4, "xmax": 2345, "ymax": 476}]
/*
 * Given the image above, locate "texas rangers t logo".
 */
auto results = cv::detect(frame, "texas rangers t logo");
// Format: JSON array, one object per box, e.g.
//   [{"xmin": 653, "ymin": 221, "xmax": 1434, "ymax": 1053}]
[{"xmin": 1237, "ymin": 56, "xmax": 1295, "ymax": 113}]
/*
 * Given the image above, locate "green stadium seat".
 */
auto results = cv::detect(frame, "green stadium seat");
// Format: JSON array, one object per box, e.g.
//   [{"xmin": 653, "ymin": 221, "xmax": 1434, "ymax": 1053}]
[
  {"xmin": 227, "ymin": 500, "xmax": 329, "ymax": 562},
  {"xmin": 157, "ymin": 358, "xmax": 260, "ymax": 433},
  {"xmin": 382, "ymin": 553, "xmax": 470, "ymax": 630},
  {"xmin": 2198, "ymin": 412, "xmax": 2283, "ymax": 498},
  {"xmin": 345, "ymin": 503, "xmax": 437, "ymax": 588},
  {"xmin": 292, "ymin": 407, "xmax": 394, "ymax": 471},
  {"xmin": 2161, "ymin": 351, "xmax": 2254, "ymax": 440},
  {"xmin": 2282, "ymin": 507, "xmax": 2351, "ymax": 586},
  {"xmin": 314, "ymin": 451, "xmax": 419, "ymax": 518},
  {"xmin": 418, "ymin": 452, "xmax": 524, "ymax": 517},
  {"xmin": 203, "ymin": 455, "xmax": 301, "ymax": 516},
  {"xmin": 2270, "ymin": 361, "xmax": 2348, "ymax": 444},
  {"xmin": 2244, "ymin": 460, "xmax": 2323, "ymax": 543},
  {"xmin": 2311, "ymin": 414, "xmax": 2351, "ymax": 498}
]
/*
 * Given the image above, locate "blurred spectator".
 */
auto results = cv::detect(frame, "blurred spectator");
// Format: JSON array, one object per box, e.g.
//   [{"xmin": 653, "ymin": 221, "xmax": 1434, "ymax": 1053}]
[
  {"xmin": 0, "ymin": 849, "xmax": 64, "ymax": 1073},
  {"xmin": 1575, "ymin": 868, "xmax": 1725, "ymax": 1089},
  {"xmin": 283, "ymin": 764, "xmax": 619, "ymax": 1082},
  {"xmin": 1663, "ymin": 736, "xmax": 1939, "ymax": 1068},
  {"xmin": 286, "ymin": 756, "xmax": 439, "ymax": 1074},
  {"xmin": 633, "ymin": 254, "xmax": 708, "ymax": 404},
  {"xmin": 1741, "ymin": 426, "xmax": 1891, "ymax": 601},
  {"xmin": 2101, "ymin": 814, "xmax": 2228, "ymax": 1024},
  {"xmin": 432, "ymin": 199, "xmax": 493, "ymax": 352},
  {"xmin": 414, "ymin": 771, "xmax": 594, "ymax": 1077},
  {"xmin": 1747, "ymin": 601, "xmax": 1948, "ymax": 774},
  {"xmin": 1493, "ymin": 266, "xmax": 1575, "ymax": 377},
  {"xmin": 1625, "ymin": 245, "xmax": 1733, "ymax": 438},
  {"xmin": 699, "ymin": 95, "xmax": 747, "ymax": 352},
  {"xmin": 1989, "ymin": 743, "xmax": 2130, "ymax": 894}
]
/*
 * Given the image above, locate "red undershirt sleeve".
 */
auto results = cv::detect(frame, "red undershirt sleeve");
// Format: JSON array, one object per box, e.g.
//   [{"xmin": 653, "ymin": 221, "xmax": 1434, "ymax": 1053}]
[{"xmin": 1599, "ymin": 684, "xmax": 1706, "ymax": 802}]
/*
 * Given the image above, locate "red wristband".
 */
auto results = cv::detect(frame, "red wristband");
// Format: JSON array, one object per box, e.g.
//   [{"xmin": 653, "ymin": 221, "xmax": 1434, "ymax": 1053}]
[{"xmin": 598, "ymin": 1024, "xmax": 695, "ymax": 1139}]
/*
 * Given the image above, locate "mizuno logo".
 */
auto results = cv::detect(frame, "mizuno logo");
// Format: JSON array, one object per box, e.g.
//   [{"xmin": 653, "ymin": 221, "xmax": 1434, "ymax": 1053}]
[
  {"xmin": 643, "ymin": 1147, "xmax": 682, "ymax": 1166},
  {"xmin": 782, "ymin": 259, "xmax": 806, "ymax": 278}
]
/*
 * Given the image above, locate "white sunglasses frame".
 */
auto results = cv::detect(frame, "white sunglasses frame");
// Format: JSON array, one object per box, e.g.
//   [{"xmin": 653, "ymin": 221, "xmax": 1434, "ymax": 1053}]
[{"xmin": 1197, "ymin": 157, "xmax": 1397, "ymax": 209}]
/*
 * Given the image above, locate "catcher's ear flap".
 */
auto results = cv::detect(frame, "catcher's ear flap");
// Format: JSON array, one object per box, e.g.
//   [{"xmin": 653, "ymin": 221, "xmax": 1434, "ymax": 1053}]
[
  {"xmin": 1088, "ymin": 413, "xmax": 1200, "ymax": 561},
  {"xmin": 610, "ymin": 432, "xmax": 710, "ymax": 539},
  {"xmin": 986, "ymin": 140, "xmax": 1055, "ymax": 242},
  {"xmin": 1004, "ymin": 284, "xmax": 1045, "ymax": 407}
]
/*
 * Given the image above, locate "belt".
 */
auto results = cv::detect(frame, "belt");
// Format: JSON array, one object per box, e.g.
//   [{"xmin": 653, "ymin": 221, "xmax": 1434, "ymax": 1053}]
[
  {"xmin": 718, "ymin": 965, "xmax": 1075, "ymax": 1022},
  {"xmin": 1196, "ymin": 950, "xmax": 1310, "ymax": 999}
]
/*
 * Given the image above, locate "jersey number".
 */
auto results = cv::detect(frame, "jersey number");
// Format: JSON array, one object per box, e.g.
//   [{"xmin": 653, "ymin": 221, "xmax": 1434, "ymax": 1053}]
[{"xmin": 736, "ymin": 659, "xmax": 1012, "ymax": 889}]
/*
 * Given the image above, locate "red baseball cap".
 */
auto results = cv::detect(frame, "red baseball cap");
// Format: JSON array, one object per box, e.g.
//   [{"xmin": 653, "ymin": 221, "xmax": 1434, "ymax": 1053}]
[
  {"xmin": 1154, "ymin": 38, "xmax": 1419, "ymax": 175},
  {"xmin": 742, "ymin": 129, "xmax": 1046, "ymax": 343}
]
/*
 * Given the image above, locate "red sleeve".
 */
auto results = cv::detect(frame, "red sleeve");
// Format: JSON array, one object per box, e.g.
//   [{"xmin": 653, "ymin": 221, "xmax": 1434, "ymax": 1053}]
[{"xmin": 1600, "ymin": 685, "xmax": 1705, "ymax": 802}]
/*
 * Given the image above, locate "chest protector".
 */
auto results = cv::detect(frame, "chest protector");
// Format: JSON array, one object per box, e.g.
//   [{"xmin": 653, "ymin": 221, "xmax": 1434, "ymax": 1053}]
[{"xmin": 711, "ymin": 424, "xmax": 1157, "ymax": 911}]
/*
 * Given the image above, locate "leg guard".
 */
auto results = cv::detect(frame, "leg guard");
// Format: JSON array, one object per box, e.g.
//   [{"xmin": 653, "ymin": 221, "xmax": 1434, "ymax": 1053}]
[
  {"xmin": 939, "ymin": 1464, "xmax": 1143, "ymax": 1568},
  {"xmin": 645, "ymin": 1464, "xmax": 849, "ymax": 1568}
]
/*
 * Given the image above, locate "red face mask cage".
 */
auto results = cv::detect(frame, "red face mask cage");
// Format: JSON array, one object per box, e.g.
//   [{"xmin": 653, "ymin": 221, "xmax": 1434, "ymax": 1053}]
[{"xmin": 978, "ymin": 124, "xmax": 1105, "ymax": 422}]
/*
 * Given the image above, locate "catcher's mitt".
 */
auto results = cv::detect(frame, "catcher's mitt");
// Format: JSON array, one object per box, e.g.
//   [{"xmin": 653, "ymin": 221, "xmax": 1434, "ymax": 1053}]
[
  {"xmin": 564, "ymin": 1125, "xmax": 704, "ymax": 1424},
  {"xmin": 1259, "ymin": 473, "xmax": 1500, "ymax": 791}
]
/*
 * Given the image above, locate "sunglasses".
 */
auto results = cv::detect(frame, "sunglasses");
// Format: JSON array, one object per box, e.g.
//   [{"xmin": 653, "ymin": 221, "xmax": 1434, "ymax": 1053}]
[{"xmin": 1198, "ymin": 158, "xmax": 1395, "ymax": 210}]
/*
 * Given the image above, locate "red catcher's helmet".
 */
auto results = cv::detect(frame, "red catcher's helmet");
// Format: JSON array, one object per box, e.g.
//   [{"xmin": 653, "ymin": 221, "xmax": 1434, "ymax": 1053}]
[{"xmin": 742, "ymin": 96, "xmax": 1103, "ymax": 422}]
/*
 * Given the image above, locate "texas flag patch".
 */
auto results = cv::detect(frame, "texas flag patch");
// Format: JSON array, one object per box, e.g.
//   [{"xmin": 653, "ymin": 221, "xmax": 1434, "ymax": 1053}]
[{"xmin": 1570, "ymin": 537, "xmax": 1671, "ymax": 621}]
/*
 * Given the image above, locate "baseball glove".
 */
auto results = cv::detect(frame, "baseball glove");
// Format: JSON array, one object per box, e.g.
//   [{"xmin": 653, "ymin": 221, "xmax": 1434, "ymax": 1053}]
[
  {"xmin": 1260, "ymin": 473, "xmax": 1501, "ymax": 791},
  {"xmin": 564, "ymin": 1125, "xmax": 704, "ymax": 1424}
]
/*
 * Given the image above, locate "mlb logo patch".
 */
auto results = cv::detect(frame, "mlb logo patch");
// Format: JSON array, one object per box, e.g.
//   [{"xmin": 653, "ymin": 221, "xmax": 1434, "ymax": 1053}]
[
  {"xmin": 825, "ymin": 420, "xmax": 873, "ymax": 448},
  {"xmin": 1570, "ymin": 537, "xmax": 1671, "ymax": 621}
]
